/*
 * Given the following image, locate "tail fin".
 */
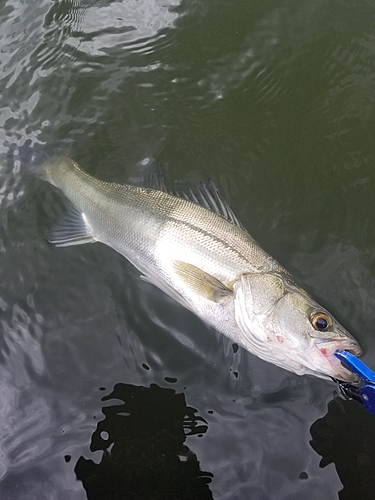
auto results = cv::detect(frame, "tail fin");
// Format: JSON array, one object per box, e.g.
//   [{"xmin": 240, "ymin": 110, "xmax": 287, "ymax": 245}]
[
  {"xmin": 7, "ymin": 140, "xmax": 73, "ymax": 182},
  {"xmin": 30, "ymin": 148, "xmax": 59, "ymax": 182}
]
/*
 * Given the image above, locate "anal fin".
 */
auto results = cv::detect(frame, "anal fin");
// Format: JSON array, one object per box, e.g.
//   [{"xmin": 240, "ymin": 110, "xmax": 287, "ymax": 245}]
[{"xmin": 45, "ymin": 204, "xmax": 95, "ymax": 247}]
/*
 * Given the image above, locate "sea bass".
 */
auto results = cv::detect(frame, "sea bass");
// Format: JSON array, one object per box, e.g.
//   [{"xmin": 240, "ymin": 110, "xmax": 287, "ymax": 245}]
[{"xmin": 35, "ymin": 154, "xmax": 361, "ymax": 381}]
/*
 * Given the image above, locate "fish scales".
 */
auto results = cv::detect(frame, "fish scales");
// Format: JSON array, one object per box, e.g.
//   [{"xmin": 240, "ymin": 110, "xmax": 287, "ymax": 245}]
[
  {"xmin": 37, "ymin": 154, "xmax": 361, "ymax": 381},
  {"xmin": 51, "ymin": 158, "xmax": 277, "ymax": 279}
]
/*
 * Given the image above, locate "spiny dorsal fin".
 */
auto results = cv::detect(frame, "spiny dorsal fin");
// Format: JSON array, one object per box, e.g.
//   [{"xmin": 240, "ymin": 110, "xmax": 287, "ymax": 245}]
[
  {"xmin": 130, "ymin": 163, "xmax": 244, "ymax": 229},
  {"xmin": 144, "ymin": 163, "xmax": 167, "ymax": 192},
  {"xmin": 128, "ymin": 161, "xmax": 167, "ymax": 192},
  {"xmin": 173, "ymin": 179, "xmax": 245, "ymax": 229}
]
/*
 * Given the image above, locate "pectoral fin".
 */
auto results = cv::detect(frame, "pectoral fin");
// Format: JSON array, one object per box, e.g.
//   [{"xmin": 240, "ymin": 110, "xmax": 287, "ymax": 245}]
[
  {"xmin": 172, "ymin": 261, "xmax": 232, "ymax": 302},
  {"xmin": 45, "ymin": 204, "xmax": 96, "ymax": 247}
]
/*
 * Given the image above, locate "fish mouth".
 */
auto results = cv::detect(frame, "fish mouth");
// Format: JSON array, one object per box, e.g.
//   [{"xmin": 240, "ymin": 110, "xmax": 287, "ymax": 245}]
[{"xmin": 316, "ymin": 340, "xmax": 362, "ymax": 382}]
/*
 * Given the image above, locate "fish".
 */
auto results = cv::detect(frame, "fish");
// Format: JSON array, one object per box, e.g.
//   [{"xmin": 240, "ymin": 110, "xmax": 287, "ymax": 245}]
[{"xmin": 33, "ymin": 153, "xmax": 361, "ymax": 381}]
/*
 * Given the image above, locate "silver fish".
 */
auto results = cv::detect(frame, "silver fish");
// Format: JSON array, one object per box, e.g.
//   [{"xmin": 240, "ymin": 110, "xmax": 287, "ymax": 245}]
[{"xmin": 35, "ymin": 154, "xmax": 361, "ymax": 381}]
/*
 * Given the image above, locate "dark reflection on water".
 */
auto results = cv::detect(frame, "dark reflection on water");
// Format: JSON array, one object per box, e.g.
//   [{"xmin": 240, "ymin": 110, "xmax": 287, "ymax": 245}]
[
  {"xmin": 75, "ymin": 383, "xmax": 213, "ymax": 499},
  {"xmin": 1, "ymin": 0, "xmax": 375, "ymax": 498},
  {"xmin": 310, "ymin": 397, "xmax": 375, "ymax": 500}
]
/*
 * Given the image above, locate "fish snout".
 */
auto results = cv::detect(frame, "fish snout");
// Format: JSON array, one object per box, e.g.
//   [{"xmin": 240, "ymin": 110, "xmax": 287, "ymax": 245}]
[
  {"xmin": 316, "ymin": 339, "xmax": 362, "ymax": 358},
  {"xmin": 316, "ymin": 339, "xmax": 362, "ymax": 382}
]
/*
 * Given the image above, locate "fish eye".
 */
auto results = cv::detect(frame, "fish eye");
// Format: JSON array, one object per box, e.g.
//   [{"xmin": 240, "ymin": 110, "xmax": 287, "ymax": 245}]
[{"xmin": 311, "ymin": 312, "xmax": 332, "ymax": 331}]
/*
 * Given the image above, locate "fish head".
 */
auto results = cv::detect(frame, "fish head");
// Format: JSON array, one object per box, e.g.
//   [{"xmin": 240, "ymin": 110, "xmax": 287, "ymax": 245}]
[{"xmin": 233, "ymin": 271, "xmax": 362, "ymax": 381}]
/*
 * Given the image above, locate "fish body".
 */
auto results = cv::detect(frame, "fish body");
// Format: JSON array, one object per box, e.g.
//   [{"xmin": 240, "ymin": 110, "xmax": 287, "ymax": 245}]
[{"xmin": 37, "ymin": 155, "xmax": 361, "ymax": 381}]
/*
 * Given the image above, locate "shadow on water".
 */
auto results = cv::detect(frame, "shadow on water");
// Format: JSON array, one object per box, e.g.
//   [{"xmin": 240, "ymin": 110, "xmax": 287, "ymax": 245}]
[
  {"xmin": 310, "ymin": 397, "xmax": 375, "ymax": 500},
  {"xmin": 75, "ymin": 383, "xmax": 213, "ymax": 500}
]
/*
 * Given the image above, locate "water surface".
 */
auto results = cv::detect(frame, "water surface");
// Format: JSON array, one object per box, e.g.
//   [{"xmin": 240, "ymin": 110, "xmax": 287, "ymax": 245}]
[{"xmin": 1, "ymin": 0, "xmax": 375, "ymax": 499}]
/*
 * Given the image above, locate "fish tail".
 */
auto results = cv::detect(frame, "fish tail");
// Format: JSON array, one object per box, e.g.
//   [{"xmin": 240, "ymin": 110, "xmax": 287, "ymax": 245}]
[
  {"xmin": 30, "ymin": 150, "xmax": 60, "ymax": 183},
  {"xmin": 6, "ymin": 140, "xmax": 73, "ymax": 184},
  {"xmin": 33, "ymin": 142, "xmax": 76, "ymax": 183}
]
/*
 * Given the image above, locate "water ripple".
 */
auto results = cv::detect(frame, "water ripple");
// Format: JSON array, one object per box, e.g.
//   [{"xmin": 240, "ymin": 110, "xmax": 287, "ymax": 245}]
[
  {"xmin": 0, "ymin": 0, "xmax": 183, "ymax": 214},
  {"xmin": 0, "ymin": 299, "xmax": 48, "ymax": 479},
  {"xmin": 323, "ymin": 35, "xmax": 375, "ymax": 124},
  {"xmin": 0, "ymin": 0, "xmax": 374, "ymax": 497}
]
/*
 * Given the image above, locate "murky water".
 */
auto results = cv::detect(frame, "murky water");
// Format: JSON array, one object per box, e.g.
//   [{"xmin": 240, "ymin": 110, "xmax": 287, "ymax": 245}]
[{"xmin": 1, "ymin": 0, "xmax": 375, "ymax": 498}]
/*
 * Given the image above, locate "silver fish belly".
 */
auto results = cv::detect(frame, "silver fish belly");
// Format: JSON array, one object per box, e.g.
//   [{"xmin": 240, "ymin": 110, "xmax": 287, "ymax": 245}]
[{"xmin": 37, "ymin": 154, "xmax": 361, "ymax": 382}]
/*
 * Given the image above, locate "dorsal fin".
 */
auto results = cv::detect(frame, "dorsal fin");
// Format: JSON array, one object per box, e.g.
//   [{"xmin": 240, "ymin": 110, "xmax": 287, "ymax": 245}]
[
  {"xmin": 143, "ymin": 163, "xmax": 167, "ymax": 192},
  {"xmin": 129, "ymin": 164, "xmax": 244, "ymax": 229},
  {"xmin": 128, "ymin": 161, "xmax": 167, "ymax": 192},
  {"xmin": 173, "ymin": 179, "xmax": 245, "ymax": 229}
]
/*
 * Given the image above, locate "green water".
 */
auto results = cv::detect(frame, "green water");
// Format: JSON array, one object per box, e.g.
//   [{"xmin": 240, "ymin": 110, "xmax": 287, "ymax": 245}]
[{"xmin": 1, "ymin": 0, "xmax": 375, "ymax": 498}]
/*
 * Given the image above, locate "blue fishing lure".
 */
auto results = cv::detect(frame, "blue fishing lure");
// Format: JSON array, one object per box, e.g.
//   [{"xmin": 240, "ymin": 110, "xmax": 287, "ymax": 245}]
[{"xmin": 335, "ymin": 350, "xmax": 375, "ymax": 416}]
